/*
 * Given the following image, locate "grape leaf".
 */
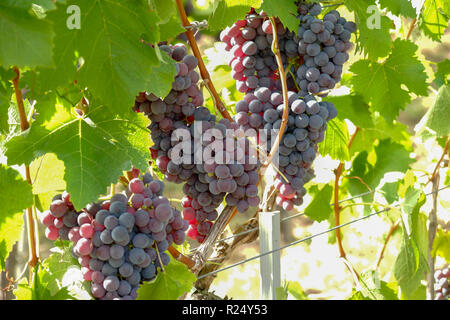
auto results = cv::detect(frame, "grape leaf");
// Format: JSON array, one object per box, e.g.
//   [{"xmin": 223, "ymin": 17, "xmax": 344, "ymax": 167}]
[
  {"xmin": 325, "ymin": 94, "xmax": 373, "ymax": 129},
  {"xmin": 5, "ymin": 99, "xmax": 150, "ymax": 209},
  {"xmin": 261, "ymin": 0, "xmax": 299, "ymax": 33},
  {"xmin": 349, "ymin": 116, "xmax": 411, "ymax": 157},
  {"xmin": 346, "ymin": 0, "xmax": 394, "ymax": 60},
  {"xmin": 419, "ymin": 0, "xmax": 450, "ymax": 42},
  {"xmin": 0, "ymin": 0, "xmax": 54, "ymax": 68},
  {"xmin": 30, "ymin": 153, "xmax": 66, "ymax": 194},
  {"xmin": 434, "ymin": 59, "xmax": 450, "ymax": 87},
  {"xmin": 432, "ymin": 229, "xmax": 450, "ymax": 262},
  {"xmin": 208, "ymin": 0, "xmax": 262, "ymax": 31},
  {"xmin": 394, "ymin": 223, "xmax": 428, "ymax": 298},
  {"xmin": 423, "ymin": 85, "xmax": 450, "ymax": 137},
  {"xmin": 304, "ymin": 184, "xmax": 333, "ymax": 222},
  {"xmin": 0, "ymin": 67, "xmax": 14, "ymax": 133},
  {"xmin": 318, "ymin": 117, "xmax": 349, "ymax": 161},
  {"xmin": 137, "ymin": 260, "xmax": 196, "ymax": 300},
  {"xmin": 378, "ymin": 0, "xmax": 416, "ymax": 18},
  {"xmin": 41, "ymin": 246, "xmax": 89, "ymax": 299},
  {"xmin": 148, "ymin": 0, "xmax": 184, "ymax": 40},
  {"xmin": 350, "ymin": 39, "xmax": 428, "ymax": 123},
  {"xmin": 37, "ymin": 0, "xmax": 177, "ymax": 113},
  {"xmin": 287, "ymin": 281, "xmax": 309, "ymax": 300},
  {"xmin": 380, "ymin": 181, "xmax": 399, "ymax": 204},
  {"xmin": 358, "ymin": 271, "xmax": 399, "ymax": 300},
  {"xmin": 347, "ymin": 139, "xmax": 414, "ymax": 198},
  {"xmin": 14, "ymin": 265, "xmax": 75, "ymax": 300},
  {"xmin": 0, "ymin": 164, "xmax": 33, "ymax": 270},
  {"xmin": 348, "ymin": 289, "xmax": 371, "ymax": 300}
]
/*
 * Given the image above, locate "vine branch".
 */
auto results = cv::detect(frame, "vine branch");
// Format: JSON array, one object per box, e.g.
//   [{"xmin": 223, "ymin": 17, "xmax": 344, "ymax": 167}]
[
  {"xmin": 262, "ymin": 17, "xmax": 290, "ymax": 171},
  {"xmin": 12, "ymin": 67, "xmax": 39, "ymax": 271},
  {"xmin": 427, "ymin": 172, "xmax": 440, "ymax": 299},
  {"xmin": 175, "ymin": 0, "xmax": 233, "ymax": 122},
  {"xmin": 426, "ymin": 136, "xmax": 449, "ymax": 185},
  {"xmin": 375, "ymin": 219, "xmax": 400, "ymax": 269},
  {"xmin": 333, "ymin": 127, "xmax": 359, "ymax": 262}
]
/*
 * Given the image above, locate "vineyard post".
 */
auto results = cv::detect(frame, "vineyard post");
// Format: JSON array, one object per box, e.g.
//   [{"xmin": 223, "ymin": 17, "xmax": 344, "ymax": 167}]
[{"xmin": 258, "ymin": 210, "xmax": 281, "ymax": 300}]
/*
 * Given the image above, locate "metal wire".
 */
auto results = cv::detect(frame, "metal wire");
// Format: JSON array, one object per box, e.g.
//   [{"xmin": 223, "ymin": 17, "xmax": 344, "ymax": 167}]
[
  {"xmin": 196, "ymin": 184, "xmax": 450, "ymax": 280},
  {"xmin": 190, "ymin": 189, "xmax": 375, "ymax": 252}
]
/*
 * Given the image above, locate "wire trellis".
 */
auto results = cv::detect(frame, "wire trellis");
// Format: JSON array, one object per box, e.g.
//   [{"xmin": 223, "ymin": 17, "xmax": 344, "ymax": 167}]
[
  {"xmin": 190, "ymin": 189, "xmax": 375, "ymax": 252},
  {"xmin": 196, "ymin": 184, "xmax": 450, "ymax": 280}
]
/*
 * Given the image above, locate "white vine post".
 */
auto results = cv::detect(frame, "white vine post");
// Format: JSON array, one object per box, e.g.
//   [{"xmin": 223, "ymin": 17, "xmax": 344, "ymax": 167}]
[{"xmin": 259, "ymin": 210, "xmax": 281, "ymax": 300}]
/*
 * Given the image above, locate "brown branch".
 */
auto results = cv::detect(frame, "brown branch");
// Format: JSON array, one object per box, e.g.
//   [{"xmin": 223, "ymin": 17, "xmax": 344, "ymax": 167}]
[
  {"xmin": 426, "ymin": 136, "xmax": 449, "ymax": 185},
  {"xmin": 175, "ymin": 0, "xmax": 233, "ymax": 122},
  {"xmin": 406, "ymin": 17, "xmax": 417, "ymax": 41},
  {"xmin": 375, "ymin": 219, "xmax": 400, "ymax": 269},
  {"xmin": 12, "ymin": 67, "xmax": 39, "ymax": 269},
  {"xmin": 427, "ymin": 173, "xmax": 440, "ymax": 299},
  {"xmin": 262, "ymin": 17, "xmax": 290, "ymax": 170},
  {"xmin": 333, "ymin": 127, "xmax": 359, "ymax": 259}
]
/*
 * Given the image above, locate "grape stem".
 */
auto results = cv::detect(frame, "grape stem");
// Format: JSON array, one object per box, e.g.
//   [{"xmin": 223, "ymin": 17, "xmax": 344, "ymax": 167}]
[
  {"xmin": 262, "ymin": 17, "xmax": 290, "ymax": 171},
  {"xmin": 333, "ymin": 127, "xmax": 359, "ymax": 260},
  {"xmin": 175, "ymin": 0, "xmax": 233, "ymax": 122},
  {"xmin": 375, "ymin": 219, "xmax": 400, "ymax": 269},
  {"xmin": 168, "ymin": 245, "xmax": 195, "ymax": 269},
  {"xmin": 427, "ymin": 172, "xmax": 440, "ymax": 299},
  {"xmin": 426, "ymin": 136, "xmax": 449, "ymax": 186},
  {"xmin": 11, "ymin": 67, "xmax": 39, "ymax": 273}
]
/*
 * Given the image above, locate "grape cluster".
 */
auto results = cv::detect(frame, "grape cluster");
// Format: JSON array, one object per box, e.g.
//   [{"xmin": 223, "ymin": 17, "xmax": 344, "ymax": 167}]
[
  {"xmin": 40, "ymin": 191, "xmax": 80, "ymax": 241},
  {"xmin": 434, "ymin": 266, "xmax": 450, "ymax": 300},
  {"xmin": 296, "ymin": 2, "xmax": 356, "ymax": 95},
  {"xmin": 134, "ymin": 44, "xmax": 261, "ymax": 243},
  {"xmin": 235, "ymin": 87, "xmax": 337, "ymax": 209},
  {"xmin": 220, "ymin": 12, "xmax": 297, "ymax": 94},
  {"xmin": 40, "ymin": 170, "xmax": 188, "ymax": 300},
  {"xmin": 220, "ymin": 2, "xmax": 354, "ymax": 210},
  {"xmin": 133, "ymin": 43, "xmax": 204, "ymax": 163}
]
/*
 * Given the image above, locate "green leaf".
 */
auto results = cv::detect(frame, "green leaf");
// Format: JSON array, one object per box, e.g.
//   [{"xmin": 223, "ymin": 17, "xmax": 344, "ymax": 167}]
[
  {"xmin": 0, "ymin": 0, "xmax": 54, "ymax": 68},
  {"xmin": 432, "ymin": 229, "xmax": 450, "ymax": 262},
  {"xmin": 148, "ymin": 0, "xmax": 184, "ymax": 40},
  {"xmin": 287, "ymin": 281, "xmax": 309, "ymax": 300},
  {"xmin": 423, "ymin": 85, "xmax": 450, "ymax": 137},
  {"xmin": 275, "ymin": 285, "xmax": 288, "ymax": 300},
  {"xmin": 419, "ymin": 0, "xmax": 450, "ymax": 42},
  {"xmin": 208, "ymin": 0, "xmax": 262, "ymax": 31},
  {"xmin": 380, "ymin": 181, "xmax": 399, "ymax": 204},
  {"xmin": 346, "ymin": 0, "xmax": 394, "ymax": 60},
  {"xmin": 0, "ymin": 67, "xmax": 14, "ymax": 133},
  {"xmin": 14, "ymin": 264, "xmax": 75, "ymax": 300},
  {"xmin": 30, "ymin": 153, "xmax": 66, "ymax": 212},
  {"xmin": 137, "ymin": 260, "xmax": 196, "ymax": 300},
  {"xmin": 349, "ymin": 116, "xmax": 411, "ymax": 156},
  {"xmin": 0, "ymin": 164, "xmax": 33, "ymax": 270},
  {"xmin": 394, "ymin": 189, "xmax": 428, "ymax": 299},
  {"xmin": 318, "ymin": 117, "xmax": 349, "ymax": 161},
  {"xmin": 350, "ymin": 39, "xmax": 428, "ymax": 123},
  {"xmin": 434, "ymin": 59, "xmax": 450, "ymax": 86},
  {"xmin": 41, "ymin": 246, "xmax": 89, "ymax": 299},
  {"xmin": 261, "ymin": 0, "xmax": 298, "ymax": 32},
  {"xmin": 348, "ymin": 289, "xmax": 371, "ymax": 300},
  {"xmin": 304, "ymin": 184, "xmax": 333, "ymax": 222},
  {"xmin": 5, "ymin": 99, "xmax": 150, "ymax": 209},
  {"xmin": 393, "ymin": 225, "xmax": 428, "ymax": 298},
  {"xmin": 358, "ymin": 271, "xmax": 399, "ymax": 300},
  {"xmin": 326, "ymin": 94, "xmax": 373, "ymax": 129},
  {"xmin": 379, "ymin": 0, "xmax": 416, "ymax": 18},
  {"xmin": 347, "ymin": 139, "xmax": 414, "ymax": 199},
  {"xmin": 38, "ymin": 0, "xmax": 176, "ymax": 114}
]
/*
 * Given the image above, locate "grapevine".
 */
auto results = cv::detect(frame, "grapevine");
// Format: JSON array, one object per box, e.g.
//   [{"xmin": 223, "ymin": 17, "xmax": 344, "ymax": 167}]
[{"xmin": 0, "ymin": 0, "xmax": 448, "ymax": 302}]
